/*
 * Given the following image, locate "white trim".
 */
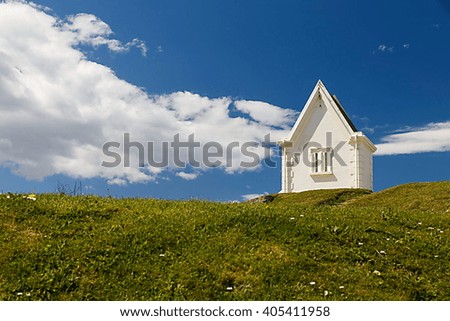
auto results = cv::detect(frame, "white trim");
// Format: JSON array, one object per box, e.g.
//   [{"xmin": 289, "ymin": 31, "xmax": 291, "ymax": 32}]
[
  {"xmin": 350, "ymin": 132, "xmax": 377, "ymax": 153},
  {"xmin": 286, "ymin": 80, "xmax": 359, "ymax": 143},
  {"xmin": 277, "ymin": 81, "xmax": 376, "ymax": 193},
  {"xmin": 310, "ymin": 171, "xmax": 334, "ymax": 177},
  {"xmin": 309, "ymin": 147, "xmax": 333, "ymax": 175}
]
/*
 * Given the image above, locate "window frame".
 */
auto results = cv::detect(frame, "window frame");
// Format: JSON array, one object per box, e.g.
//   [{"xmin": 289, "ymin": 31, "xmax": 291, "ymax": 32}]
[{"xmin": 309, "ymin": 147, "xmax": 333, "ymax": 175}]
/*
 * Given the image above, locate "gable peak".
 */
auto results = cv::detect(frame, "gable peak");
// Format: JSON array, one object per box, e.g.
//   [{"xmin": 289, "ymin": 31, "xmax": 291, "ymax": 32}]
[{"xmin": 314, "ymin": 80, "xmax": 331, "ymax": 100}]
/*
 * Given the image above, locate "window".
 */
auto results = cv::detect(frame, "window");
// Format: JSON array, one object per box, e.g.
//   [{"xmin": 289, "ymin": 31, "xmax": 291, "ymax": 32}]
[
  {"xmin": 310, "ymin": 148, "xmax": 333, "ymax": 174},
  {"xmin": 323, "ymin": 150, "xmax": 332, "ymax": 173},
  {"xmin": 312, "ymin": 152, "xmax": 319, "ymax": 173}
]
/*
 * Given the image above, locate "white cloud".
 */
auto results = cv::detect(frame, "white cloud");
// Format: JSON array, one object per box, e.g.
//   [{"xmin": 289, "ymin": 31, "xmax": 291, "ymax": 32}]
[
  {"xmin": 64, "ymin": 13, "xmax": 147, "ymax": 55},
  {"xmin": 176, "ymin": 172, "xmax": 199, "ymax": 180},
  {"xmin": 234, "ymin": 100, "xmax": 298, "ymax": 129},
  {"xmin": 376, "ymin": 43, "xmax": 410, "ymax": 54},
  {"xmin": 375, "ymin": 121, "xmax": 450, "ymax": 155},
  {"xmin": 377, "ymin": 44, "xmax": 394, "ymax": 53},
  {"xmin": 0, "ymin": 2, "xmax": 295, "ymax": 184},
  {"xmin": 241, "ymin": 193, "xmax": 268, "ymax": 201}
]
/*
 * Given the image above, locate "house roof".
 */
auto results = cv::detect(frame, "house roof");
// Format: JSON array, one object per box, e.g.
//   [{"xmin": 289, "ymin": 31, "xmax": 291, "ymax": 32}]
[
  {"xmin": 331, "ymin": 94, "xmax": 357, "ymax": 132},
  {"xmin": 280, "ymin": 80, "xmax": 375, "ymax": 151}
]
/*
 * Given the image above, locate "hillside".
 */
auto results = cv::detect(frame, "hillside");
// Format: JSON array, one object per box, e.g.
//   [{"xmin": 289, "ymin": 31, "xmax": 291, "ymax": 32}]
[
  {"xmin": 268, "ymin": 188, "xmax": 372, "ymax": 206},
  {"xmin": 344, "ymin": 181, "xmax": 450, "ymax": 213},
  {"xmin": 1, "ymin": 181, "xmax": 450, "ymax": 300}
]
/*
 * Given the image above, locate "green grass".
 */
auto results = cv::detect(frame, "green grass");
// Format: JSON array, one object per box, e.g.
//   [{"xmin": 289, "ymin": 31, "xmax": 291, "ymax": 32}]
[
  {"xmin": 1, "ymin": 181, "xmax": 450, "ymax": 301},
  {"xmin": 270, "ymin": 188, "xmax": 372, "ymax": 206},
  {"xmin": 347, "ymin": 181, "xmax": 450, "ymax": 213}
]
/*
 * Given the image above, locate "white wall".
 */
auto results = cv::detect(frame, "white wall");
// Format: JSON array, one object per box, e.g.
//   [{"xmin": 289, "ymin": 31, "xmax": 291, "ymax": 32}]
[
  {"xmin": 356, "ymin": 142, "xmax": 373, "ymax": 190},
  {"xmin": 285, "ymin": 96, "xmax": 357, "ymax": 192}
]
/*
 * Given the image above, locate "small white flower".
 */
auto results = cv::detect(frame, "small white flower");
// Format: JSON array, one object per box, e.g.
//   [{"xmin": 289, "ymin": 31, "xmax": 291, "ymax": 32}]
[
  {"xmin": 358, "ymin": 242, "xmax": 364, "ymax": 246},
  {"xmin": 25, "ymin": 194, "xmax": 37, "ymax": 201},
  {"xmin": 324, "ymin": 290, "xmax": 329, "ymax": 296},
  {"xmin": 310, "ymin": 281, "xmax": 316, "ymax": 285},
  {"xmin": 300, "ymin": 215, "xmax": 304, "ymax": 217},
  {"xmin": 26, "ymin": 293, "xmax": 31, "ymax": 297},
  {"xmin": 6, "ymin": 195, "xmax": 10, "ymax": 199},
  {"xmin": 159, "ymin": 254, "xmax": 165, "ymax": 257},
  {"xmin": 373, "ymin": 270, "xmax": 381, "ymax": 276},
  {"xmin": 386, "ymin": 238, "xmax": 390, "ymax": 241},
  {"xmin": 339, "ymin": 286, "xmax": 344, "ymax": 289},
  {"xmin": 434, "ymin": 255, "xmax": 439, "ymax": 258},
  {"xmin": 17, "ymin": 292, "xmax": 23, "ymax": 296},
  {"xmin": 226, "ymin": 286, "xmax": 233, "ymax": 291},
  {"xmin": 290, "ymin": 217, "xmax": 295, "ymax": 220},
  {"xmin": 428, "ymin": 227, "xmax": 434, "ymax": 230},
  {"xmin": 440, "ymin": 230, "xmax": 444, "ymax": 234},
  {"xmin": 379, "ymin": 250, "xmax": 386, "ymax": 255},
  {"xmin": 418, "ymin": 222, "xmax": 422, "ymax": 225}
]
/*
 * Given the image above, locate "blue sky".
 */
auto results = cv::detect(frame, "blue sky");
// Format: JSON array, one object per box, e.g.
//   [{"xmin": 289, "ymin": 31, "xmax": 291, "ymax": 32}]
[{"xmin": 0, "ymin": 0, "xmax": 449, "ymax": 200}]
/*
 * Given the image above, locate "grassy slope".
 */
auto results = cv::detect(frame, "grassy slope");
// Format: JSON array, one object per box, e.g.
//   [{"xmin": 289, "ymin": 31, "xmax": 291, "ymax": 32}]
[
  {"xmin": 346, "ymin": 181, "xmax": 450, "ymax": 213},
  {"xmin": 270, "ymin": 188, "xmax": 372, "ymax": 206},
  {"xmin": 1, "ymin": 182, "xmax": 450, "ymax": 301}
]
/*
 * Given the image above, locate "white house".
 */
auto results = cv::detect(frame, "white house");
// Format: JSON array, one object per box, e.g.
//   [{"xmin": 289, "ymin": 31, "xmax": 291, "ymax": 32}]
[{"xmin": 278, "ymin": 80, "xmax": 376, "ymax": 193}]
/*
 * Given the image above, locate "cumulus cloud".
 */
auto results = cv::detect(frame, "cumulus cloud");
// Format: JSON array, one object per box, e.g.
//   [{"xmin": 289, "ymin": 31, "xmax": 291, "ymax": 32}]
[
  {"xmin": 234, "ymin": 100, "xmax": 298, "ymax": 129},
  {"xmin": 63, "ymin": 13, "xmax": 147, "ymax": 56},
  {"xmin": 176, "ymin": 172, "xmax": 199, "ymax": 180},
  {"xmin": 0, "ymin": 1, "xmax": 295, "ymax": 184},
  {"xmin": 375, "ymin": 121, "xmax": 450, "ymax": 155}
]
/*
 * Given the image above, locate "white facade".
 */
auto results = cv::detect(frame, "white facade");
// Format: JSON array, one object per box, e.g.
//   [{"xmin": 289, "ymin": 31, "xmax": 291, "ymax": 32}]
[{"xmin": 279, "ymin": 80, "xmax": 376, "ymax": 193}]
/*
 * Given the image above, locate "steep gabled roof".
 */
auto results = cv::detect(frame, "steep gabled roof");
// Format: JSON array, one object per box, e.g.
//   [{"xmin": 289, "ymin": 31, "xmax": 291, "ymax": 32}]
[
  {"xmin": 282, "ymin": 80, "xmax": 358, "ymax": 143},
  {"xmin": 331, "ymin": 94, "xmax": 357, "ymax": 132}
]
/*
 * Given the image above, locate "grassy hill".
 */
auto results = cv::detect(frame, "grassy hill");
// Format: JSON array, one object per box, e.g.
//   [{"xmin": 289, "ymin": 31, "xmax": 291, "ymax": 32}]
[
  {"xmin": 1, "ymin": 181, "xmax": 450, "ymax": 300},
  {"xmin": 346, "ymin": 181, "xmax": 450, "ymax": 213},
  {"xmin": 269, "ymin": 188, "xmax": 372, "ymax": 206}
]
